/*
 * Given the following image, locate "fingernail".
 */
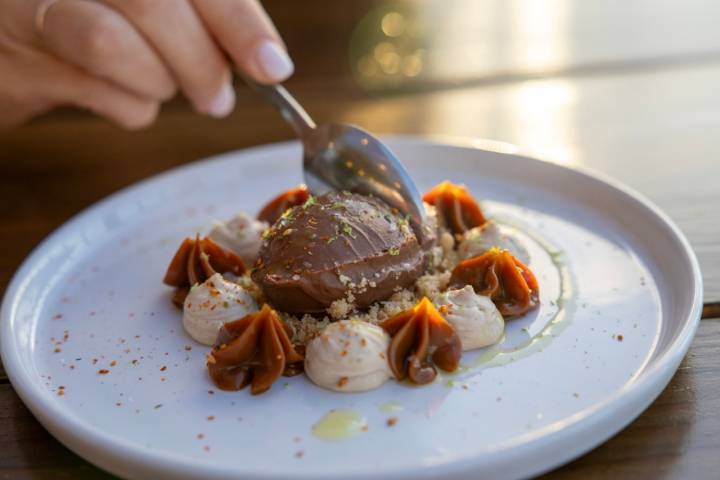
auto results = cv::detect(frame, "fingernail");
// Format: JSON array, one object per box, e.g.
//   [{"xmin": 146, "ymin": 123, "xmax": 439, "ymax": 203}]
[
  {"xmin": 207, "ymin": 82, "xmax": 235, "ymax": 118},
  {"xmin": 256, "ymin": 40, "xmax": 294, "ymax": 82}
]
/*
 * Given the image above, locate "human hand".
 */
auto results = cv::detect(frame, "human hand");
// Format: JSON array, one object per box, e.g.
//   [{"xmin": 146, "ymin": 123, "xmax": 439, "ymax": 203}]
[{"xmin": 0, "ymin": 0, "xmax": 293, "ymax": 129}]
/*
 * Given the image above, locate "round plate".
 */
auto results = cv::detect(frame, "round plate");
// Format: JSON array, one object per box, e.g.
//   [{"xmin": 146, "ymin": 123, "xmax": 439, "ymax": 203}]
[{"xmin": 1, "ymin": 137, "xmax": 702, "ymax": 480}]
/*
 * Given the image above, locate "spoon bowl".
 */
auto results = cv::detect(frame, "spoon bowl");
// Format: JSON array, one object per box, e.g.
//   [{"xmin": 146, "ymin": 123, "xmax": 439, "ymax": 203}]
[
  {"xmin": 245, "ymin": 81, "xmax": 428, "ymax": 236},
  {"xmin": 304, "ymin": 123, "xmax": 426, "ymax": 226}
]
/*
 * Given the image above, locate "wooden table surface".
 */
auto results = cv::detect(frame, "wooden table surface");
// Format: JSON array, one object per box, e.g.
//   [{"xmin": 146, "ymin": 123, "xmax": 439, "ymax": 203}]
[{"xmin": 1, "ymin": 1, "xmax": 718, "ymax": 478}]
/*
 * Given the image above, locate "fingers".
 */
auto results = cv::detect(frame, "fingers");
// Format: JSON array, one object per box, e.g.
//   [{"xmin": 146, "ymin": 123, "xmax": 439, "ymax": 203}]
[
  {"xmin": 102, "ymin": 0, "xmax": 235, "ymax": 117},
  {"xmin": 39, "ymin": 0, "xmax": 176, "ymax": 102},
  {"xmin": 60, "ymin": 72, "xmax": 160, "ymax": 130},
  {"xmin": 192, "ymin": 0, "xmax": 294, "ymax": 84},
  {"xmin": 43, "ymin": 58, "xmax": 160, "ymax": 129},
  {"xmin": 25, "ymin": 0, "xmax": 291, "ymax": 127}
]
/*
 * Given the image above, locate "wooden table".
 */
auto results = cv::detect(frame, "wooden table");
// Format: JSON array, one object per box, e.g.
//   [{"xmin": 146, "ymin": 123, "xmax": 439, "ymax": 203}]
[{"xmin": 1, "ymin": 1, "xmax": 718, "ymax": 478}]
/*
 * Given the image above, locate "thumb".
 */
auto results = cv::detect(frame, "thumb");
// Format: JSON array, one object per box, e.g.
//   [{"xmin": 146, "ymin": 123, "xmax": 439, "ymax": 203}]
[{"xmin": 192, "ymin": 0, "xmax": 294, "ymax": 85}]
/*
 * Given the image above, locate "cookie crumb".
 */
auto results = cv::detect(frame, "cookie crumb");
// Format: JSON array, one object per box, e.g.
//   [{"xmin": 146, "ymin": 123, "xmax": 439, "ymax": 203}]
[{"xmin": 387, "ymin": 416, "xmax": 398, "ymax": 427}]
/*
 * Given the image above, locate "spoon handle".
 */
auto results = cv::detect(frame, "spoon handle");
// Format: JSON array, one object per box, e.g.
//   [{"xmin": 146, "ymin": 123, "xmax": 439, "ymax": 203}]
[{"xmin": 243, "ymin": 79, "xmax": 316, "ymax": 138}]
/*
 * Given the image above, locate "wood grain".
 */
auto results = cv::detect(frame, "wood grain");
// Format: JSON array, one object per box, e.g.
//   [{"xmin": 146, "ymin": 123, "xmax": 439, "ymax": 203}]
[
  {"xmin": 545, "ymin": 318, "xmax": 720, "ymax": 478},
  {"xmin": 703, "ymin": 303, "xmax": 720, "ymax": 319},
  {"xmin": 1, "ymin": 0, "xmax": 719, "ymax": 478},
  {"xmin": 0, "ymin": 319, "xmax": 716, "ymax": 479}
]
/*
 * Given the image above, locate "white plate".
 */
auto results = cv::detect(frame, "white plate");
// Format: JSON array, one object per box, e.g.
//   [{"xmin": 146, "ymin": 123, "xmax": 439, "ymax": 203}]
[{"xmin": 1, "ymin": 137, "xmax": 702, "ymax": 480}]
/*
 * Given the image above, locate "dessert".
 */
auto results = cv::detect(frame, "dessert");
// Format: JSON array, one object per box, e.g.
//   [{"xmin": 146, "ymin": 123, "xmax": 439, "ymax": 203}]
[
  {"xmin": 458, "ymin": 221, "xmax": 530, "ymax": 264},
  {"xmin": 252, "ymin": 192, "xmax": 429, "ymax": 314},
  {"xmin": 305, "ymin": 321, "xmax": 392, "ymax": 392},
  {"xmin": 381, "ymin": 297, "xmax": 462, "ymax": 384},
  {"xmin": 183, "ymin": 273, "xmax": 257, "ymax": 346},
  {"xmin": 162, "ymin": 181, "xmax": 540, "ymax": 394},
  {"xmin": 423, "ymin": 181, "xmax": 486, "ymax": 235},
  {"xmin": 256, "ymin": 185, "xmax": 309, "ymax": 224},
  {"xmin": 437, "ymin": 286, "xmax": 504, "ymax": 350},
  {"xmin": 207, "ymin": 305, "xmax": 303, "ymax": 394},
  {"xmin": 163, "ymin": 235, "xmax": 246, "ymax": 306},
  {"xmin": 208, "ymin": 213, "xmax": 268, "ymax": 266},
  {"xmin": 450, "ymin": 248, "xmax": 539, "ymax": 316}
]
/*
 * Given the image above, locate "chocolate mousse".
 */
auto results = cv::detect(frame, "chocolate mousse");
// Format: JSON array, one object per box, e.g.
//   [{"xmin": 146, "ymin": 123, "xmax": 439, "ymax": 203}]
[{"xmin": 252, "ymin": 192, "xmax": 431, "ymax": 314}]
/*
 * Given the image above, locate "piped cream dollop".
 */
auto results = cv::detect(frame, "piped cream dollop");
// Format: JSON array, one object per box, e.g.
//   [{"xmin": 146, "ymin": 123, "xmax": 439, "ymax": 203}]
[
  {"xmin": 183, "ymin": 273, "xmax": 257, "ymax": 345},
  {"xmin": 208, "ymin": 213, "xmax": 268, "ymax": 266},
  {"xmin": 458, "ymin": 221, "xmax": 530, "ymax": 264},
  {"xmin": 305, "ymin": 320, "xmax": 392, "ymax": 392},
  {"xmin": 437, "ymin": 286, "xmax": 504, "ymax": 350}
]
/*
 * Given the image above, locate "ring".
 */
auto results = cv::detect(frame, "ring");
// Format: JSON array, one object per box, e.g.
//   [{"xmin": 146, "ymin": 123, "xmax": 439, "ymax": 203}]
[{"xmin": 34, "ymin": 0, "xmax": 62, "ymax": 36}]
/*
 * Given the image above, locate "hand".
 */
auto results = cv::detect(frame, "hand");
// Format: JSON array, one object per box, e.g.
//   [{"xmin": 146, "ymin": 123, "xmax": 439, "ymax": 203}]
[{"xmin": 0, "ymin": 0, "xmax": 294, "ymax": 129}]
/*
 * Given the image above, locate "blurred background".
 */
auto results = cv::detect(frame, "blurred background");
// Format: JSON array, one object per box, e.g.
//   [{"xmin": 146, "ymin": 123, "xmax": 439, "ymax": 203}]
[{"xmin": 2, "ymin": 0, "xmax": 717, "ymax": 296}]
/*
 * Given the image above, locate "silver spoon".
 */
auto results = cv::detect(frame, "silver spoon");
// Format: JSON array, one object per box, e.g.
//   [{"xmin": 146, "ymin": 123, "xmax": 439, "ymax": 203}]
[{"xmin": 245, "ymin": 81, "xmax": 428, "ymax": 239}]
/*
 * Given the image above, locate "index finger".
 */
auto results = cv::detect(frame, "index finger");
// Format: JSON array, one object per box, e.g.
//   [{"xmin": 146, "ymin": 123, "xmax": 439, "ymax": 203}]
[{"xmin": 192, "ymin": 0, "xmax": 294, "ymax": 84}]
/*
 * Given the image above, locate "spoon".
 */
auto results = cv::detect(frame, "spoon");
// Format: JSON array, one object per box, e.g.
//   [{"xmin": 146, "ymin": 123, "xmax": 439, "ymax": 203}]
[{"xmin": 245, "ymin": 81, "xmax": 428, "ymax": 239}]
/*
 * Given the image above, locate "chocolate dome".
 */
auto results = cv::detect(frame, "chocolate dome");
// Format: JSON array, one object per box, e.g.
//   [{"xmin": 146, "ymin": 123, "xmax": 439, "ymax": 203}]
[{"xmin": 252, "ymin": 192, "xmax": 430, "ymax": 314}]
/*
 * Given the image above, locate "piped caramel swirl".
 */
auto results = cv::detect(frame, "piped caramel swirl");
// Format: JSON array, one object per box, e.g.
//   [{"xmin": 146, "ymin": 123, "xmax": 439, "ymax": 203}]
[
  {"xmin": 380, "ymin": 297, "xmax": 462, "ymax": 384},
  {"xmin": 207, "ymin": 304, "xmax": 304, "ymax": 395},
  {"xmin": 423, "ymin": 181, "xmax": 486, "ymax": 235},
  {"xmin": 163, "ymin": 235, "xmax": 246, "ymax": 306},
  {"xmin": 450, "ymin": 247, "xmax": 539, "ymax": 316}
]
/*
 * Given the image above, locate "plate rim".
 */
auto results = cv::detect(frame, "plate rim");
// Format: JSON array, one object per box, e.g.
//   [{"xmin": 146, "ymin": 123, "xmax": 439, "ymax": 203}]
[{"xmin": 0, "ymin": 136, "xmax": 703, "ymax": 480}]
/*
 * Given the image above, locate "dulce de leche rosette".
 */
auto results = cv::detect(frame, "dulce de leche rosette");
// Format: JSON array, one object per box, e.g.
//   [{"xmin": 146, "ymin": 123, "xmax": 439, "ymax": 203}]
[
  {"xmin": 380, "ymin": 297, "xmax": 462, "ymax": 385},
  {"xmin": 206, "ymin": 304, "xmax": 304, "ymax": 395},
  {"xmin": 256, "ymin": 185, "xmax": 310, "ymax": 225},
  {"xmin": 450, "ymin": 247, "xmax": 539, "ymax": 317},
  {"xmin": 163, "ymin": 235, "xmax": 246, "ymax": 306},
  {"xmin": 422, "ymin": 181, "xmax": 487, "ymax": 235}
]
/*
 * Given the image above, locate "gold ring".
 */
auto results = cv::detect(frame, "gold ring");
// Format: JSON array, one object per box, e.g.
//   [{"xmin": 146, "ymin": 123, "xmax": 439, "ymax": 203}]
[{"xmin": 34, "ymin": 0, "xmax": 62, "ymax": 36}]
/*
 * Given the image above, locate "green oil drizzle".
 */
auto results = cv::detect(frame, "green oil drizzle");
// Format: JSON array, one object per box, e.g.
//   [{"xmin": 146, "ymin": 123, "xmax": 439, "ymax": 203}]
[
  {"xmin": 379, "ymin": 401, "xmax": 404, "ymax": 413},
  {"xmin": 312, "ymin": 410, "xmax": 368, "ymax": 441},
  {"xmin": 456, "ymin": 219, "xmax": 578, "ymax": 373}
]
